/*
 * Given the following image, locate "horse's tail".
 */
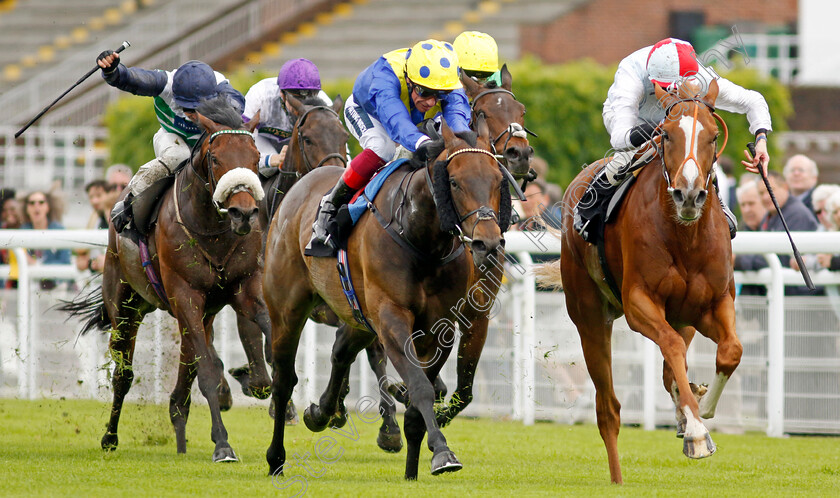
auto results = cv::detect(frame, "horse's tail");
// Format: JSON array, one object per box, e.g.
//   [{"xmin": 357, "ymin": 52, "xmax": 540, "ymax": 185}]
[
  {"xmin": 57, "ymin": 285, "xmax": 110, "ymax": 335},
  {"xmin": 533, "ymin": 259, "xmax": 563, "ymax": 290}
]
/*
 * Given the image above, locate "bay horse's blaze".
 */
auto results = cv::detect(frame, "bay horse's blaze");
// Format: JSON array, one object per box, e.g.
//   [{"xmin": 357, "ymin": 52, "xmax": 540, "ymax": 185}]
[{"xmin": 540, "ymin": 78, "xmax": 741, "ymax": 484}]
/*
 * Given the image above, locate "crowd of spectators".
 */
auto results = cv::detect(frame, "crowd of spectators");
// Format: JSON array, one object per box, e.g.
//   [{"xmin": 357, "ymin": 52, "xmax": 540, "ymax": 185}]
[{"xmin": 0, "ymin": 165, "xmax": 132, "ymax": 290}]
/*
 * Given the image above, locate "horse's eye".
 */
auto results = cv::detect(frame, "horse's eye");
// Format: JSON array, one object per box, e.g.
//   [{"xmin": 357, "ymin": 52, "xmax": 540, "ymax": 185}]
[
  {"xmin": 449, "ymin": 178, "xmax": 459, "ymax": 189},
  {"xmin": 303, "ymin": 136, "xmax": 312, "ymax": 145}
]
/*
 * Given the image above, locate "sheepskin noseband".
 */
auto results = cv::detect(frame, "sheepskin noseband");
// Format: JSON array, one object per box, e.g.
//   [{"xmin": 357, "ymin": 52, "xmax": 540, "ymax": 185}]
[{"xmin": 213, "ymin": 167, "xmax": 265, "ymax": 204}]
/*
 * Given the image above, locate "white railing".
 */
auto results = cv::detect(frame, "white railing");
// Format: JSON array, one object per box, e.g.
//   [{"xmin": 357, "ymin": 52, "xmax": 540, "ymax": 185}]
[{"xmin": 2, "ymin": 230, "xmax": 839, "ymax": 437}]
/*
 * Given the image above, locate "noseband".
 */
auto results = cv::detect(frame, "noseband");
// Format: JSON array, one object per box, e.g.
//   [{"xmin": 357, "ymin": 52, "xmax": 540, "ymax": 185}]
[
  {"xmin": 280, "ymin": 106, "xmax": 347, "ymax": 178},
  {"xmin": 470, "ymin": 88, "xmax": 538, "ymax": 157},
  {"xmin": 425, "ymin": 146, "xmax": 502, "ymax": 245},
  {"xmin": 189, "ymin": 128, "xmax": 257, "ymax": 215}
]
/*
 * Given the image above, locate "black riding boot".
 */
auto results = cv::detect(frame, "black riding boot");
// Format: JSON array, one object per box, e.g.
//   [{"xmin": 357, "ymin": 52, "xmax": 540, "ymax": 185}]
[
  {"xmin": 573, "ymin": 172, "xmax": 625, "ymax": 244},
  {"xmin": 304, "ymin": 177, "xmax": 356, "ymax": 257},
  {"xmin": 713, "ymin": 177, "xmax": 737, "ymax": 239},
  {"xmin": 110, "ymin": 192, "xmax": 134, "ymax": 234}
]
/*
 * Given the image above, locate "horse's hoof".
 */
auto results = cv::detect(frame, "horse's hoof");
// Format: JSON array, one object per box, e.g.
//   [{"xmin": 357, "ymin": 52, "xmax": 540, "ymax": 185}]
[
  {"xmin": 329, "ymin": 409, "xmax": 347, "ymax": 429},
  {"xmin": 101, "ymin": 432, "xmax": 118, "ymax": 451},
  {"xmin": 250, "ymin": 384, "xmax": 271, "ymax": 400},
  {"xmin": 303, "ymin": 404, "xmax": 327, "ymax": 432},
  {"xmin": 377, "ymin": 430, "xmax": 403, "ymax": 453},
  {"xmin": 683, "ymin": 432, "xmax": 716, "ymax": 459},
  {"xmin": 229, "ymin": 366, "xmax": 252, "ymax": 396},
  {"xmin": 212, "ymin": 446, "xmax": 239, "ymax": 463},
  {"xmin": 430, "ymin": 450, "xmax": 462, "ymax": 475}
]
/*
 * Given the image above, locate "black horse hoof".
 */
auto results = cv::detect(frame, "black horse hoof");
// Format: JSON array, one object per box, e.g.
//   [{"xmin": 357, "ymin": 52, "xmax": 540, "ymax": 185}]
[
  {"xmin": 430, "ymin": 450, "xmax": 462, "ymax": 475},
  {"xmin": 101, "ymin": 432, "xmax": 118, "ymax": 451},
  {"xmin": 328, "ymin": 409, "xmax": 347, "ymax": 429},
  {"xmin": 251, "ymin": 384, "xmax": 271, "ymax": 400},
  {"xmin": 303, "ymin": 404, "xmax": 328, "ymax": 432},
  {"xmin": 212, "ymin": 445, "xmax": 239, "ymax": 463},
  {"xmin": 377, "ymin": 430, "xmax": 403, "ymax": 453},
  {"xmin": 285, "ymin": 400, "xmax": 298, "ymax": 426},
  {"xmin": 228, "ymin": 365, "xmax": 252, "ymax": 396}
]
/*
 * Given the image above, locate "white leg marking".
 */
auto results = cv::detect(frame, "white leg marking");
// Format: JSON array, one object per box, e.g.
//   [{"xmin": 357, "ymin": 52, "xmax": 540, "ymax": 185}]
[
  {"xmin": 698, "ymin": 371, "xmax": 730, "ymax": 418},
  {"xmin": 682, "ymin": 405, "xmax": 708, "ymax": 440}
]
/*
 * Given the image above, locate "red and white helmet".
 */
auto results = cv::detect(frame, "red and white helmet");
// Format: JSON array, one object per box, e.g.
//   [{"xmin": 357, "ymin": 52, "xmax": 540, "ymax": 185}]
[{"xmin": 646, "ymin": 38, "xmax": 699, "ymax": 87}]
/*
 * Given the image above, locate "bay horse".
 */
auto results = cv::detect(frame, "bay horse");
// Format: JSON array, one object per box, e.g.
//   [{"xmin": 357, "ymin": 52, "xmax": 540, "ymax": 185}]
[
  {"xmin": 64, "ymin": 98, "xmax": 268, "ymax": 462},
  {"xmin": 229, "ymin": 94, "xmax": 348, "ymax": 406},
  {"xmin": 264, "ymin": 116, "xmax": 507, "ymax": 479},
  {"xmin": 538, "ymin": 79, "xmax": 741, "ymax": 483},
  {"xmin": 361, "ymin": 65, "xmax": 532, "ymax": 451}
]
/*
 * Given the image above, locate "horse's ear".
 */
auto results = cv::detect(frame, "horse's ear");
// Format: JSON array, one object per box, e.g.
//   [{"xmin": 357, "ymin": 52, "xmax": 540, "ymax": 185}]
[
  {"xmin": 500, "ymin": 64, "xmax": 512, "ymax": 91},
  {"xmin": 332, "ymin": 94, "xmax": 344, "ymax": 115},
  {"xmin": 190, "ymin": 111, "xmax": 221, "ymax": 134},
  {"xmin": 285, "ymin": 93, "xmax": 306, "ymax": 118},
  {"xmin": 654, "ymin": 83, "xmax": 679, "ymax": 111},
  {"xmin": 474, "ymin": 111, "xmax": 490, "ymax": 142},
  {"xmin": 460, "ymin": 70, "xmax": 481, "ymax": 98},
  {"xmin": 245, "ymin": 110, "xmax": 260, "ymax": 133},
  {"xmin": 702, "ymin": 78, "xmax": 719, "ymax": 107},
  {"xmin": 440, "ymin": 118, "xmax": 456, "ymax": 145}
]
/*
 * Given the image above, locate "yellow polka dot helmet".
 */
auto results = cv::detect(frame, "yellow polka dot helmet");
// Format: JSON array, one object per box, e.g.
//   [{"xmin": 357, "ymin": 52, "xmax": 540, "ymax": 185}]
[
  {"xmin": 405, "ymin": 39, "xmax": 462, "ymax": 91},
  {"xmin": 453, "ymin": 31, "xmax": 499, "ymax": 73}
]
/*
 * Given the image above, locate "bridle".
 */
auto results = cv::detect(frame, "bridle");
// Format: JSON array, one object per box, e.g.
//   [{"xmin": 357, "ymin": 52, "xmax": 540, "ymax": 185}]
[
  {"xmin": 188, "ymin": 128, "xmax": 257, "ymax": 215},
  {"xmin": 469, "ymin": 88, "xmax": 537, "ymax": 160},
  {"xmin": 656, "ymin": 97, "xmax": 729, "ymax": 193},
  {"xmin": 425, "ymin": 146, "xmax": 503, "ymax": 245},
  {"xmin": 278, "ymin": 105, "xmax": 347, "ymax": 178}
]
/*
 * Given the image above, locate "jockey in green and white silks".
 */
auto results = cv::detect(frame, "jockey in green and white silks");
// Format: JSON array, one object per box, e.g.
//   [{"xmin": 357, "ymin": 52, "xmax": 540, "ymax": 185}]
[
  {"xmin": 574, "ymin": 37, "xmax": 773, "ymax": 242},
  {"xmin": 96, "ymin": 51, "xmax": 245, "ymax": 232}
]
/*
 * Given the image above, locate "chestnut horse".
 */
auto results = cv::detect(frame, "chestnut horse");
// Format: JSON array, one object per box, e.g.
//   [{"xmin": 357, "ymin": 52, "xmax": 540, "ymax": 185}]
[
  {"xmin": 264, "ymin": 116, "xmax": 507, "ymax": 479},
  {"xmin": 539, "ymin": 79, "xmax": 742, "ymax": 483},
  {"xmin": 230, "ymin": 94, "xmax": 348, "ymax": 404},
  {"xmin": 64, "ymin": 98, "xmax": 267, "ymax": 462}
]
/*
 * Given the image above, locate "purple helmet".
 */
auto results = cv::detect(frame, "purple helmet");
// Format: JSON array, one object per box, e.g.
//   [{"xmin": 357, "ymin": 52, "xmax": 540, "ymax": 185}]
[
  {"xmin": 277, "ymin": 58, "xmax": 321, "ymax": 91},
  {"xmin": 172, "ymin": 60, "xmax": 218, "ymax": 109}
]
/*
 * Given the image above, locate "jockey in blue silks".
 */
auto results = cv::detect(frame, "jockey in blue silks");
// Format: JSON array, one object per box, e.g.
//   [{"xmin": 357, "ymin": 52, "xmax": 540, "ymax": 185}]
[{"xmin": 306, "ymin": 39, "xmax": 472, "ymax": 255}]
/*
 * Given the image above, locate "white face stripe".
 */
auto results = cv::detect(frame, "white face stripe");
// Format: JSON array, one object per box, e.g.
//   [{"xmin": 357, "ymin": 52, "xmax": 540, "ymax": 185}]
[
  {"xmin": 496, "ymin": 96, "xmax": 503, "ymax": 107},
  {"xmin": 678, "ymin": 115, "xmax": 704, "ymax": 185}
]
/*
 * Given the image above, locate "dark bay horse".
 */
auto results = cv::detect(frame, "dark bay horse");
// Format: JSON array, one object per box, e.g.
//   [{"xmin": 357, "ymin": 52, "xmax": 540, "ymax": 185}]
[
  {"xmin": 230, "ymin": 94, "xmax": 348, "ymax": 404},
  {"xmin": 64, "ymin": 98, "xmax": 268, "ymax": 462},
  {"xmin": 361, "ymin": 66, "xmax": 531, "ymax": 451},
  {"xmin": 264, "ymin": 117, "xmax": 507, "ymax": 479},
  {"xmin": 539, "ymin": 79, "xmax": 741, "ymax": 483}
]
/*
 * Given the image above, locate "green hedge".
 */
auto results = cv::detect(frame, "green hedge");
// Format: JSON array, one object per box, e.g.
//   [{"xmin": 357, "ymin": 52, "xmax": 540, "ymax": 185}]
[{"xmin": 103, "ymin": 59, "xmax": 792, "ymax": 188}]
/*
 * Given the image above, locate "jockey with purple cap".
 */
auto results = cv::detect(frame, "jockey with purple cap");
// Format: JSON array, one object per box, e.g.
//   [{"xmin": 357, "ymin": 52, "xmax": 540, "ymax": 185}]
[
  {"xmin": 96, "ymin": 50, "xmax": 245, "ymax": 233},
  {"xmin": 305, "ymin": 39, "xmax": 471, "ymax": 255},
  {"xmin": 243, "ymin": 58, "xmax": 335, "ymax": 170},
  {"xmin": 573, "ymin": 37, "xmax": 773, "ymax": 242}
]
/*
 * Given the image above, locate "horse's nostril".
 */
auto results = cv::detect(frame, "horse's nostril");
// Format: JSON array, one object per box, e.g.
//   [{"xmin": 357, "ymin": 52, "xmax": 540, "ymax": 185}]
[
  {"xmin": 472, "ymin": 240, "xmax": 487, "ymax": 254},
  {"xmin": 671, "ymin": 189, "xmax": 685, "ymax": 204},
  {"xmin": 227, "ymin": 207, "xmax": 241, "ymax": 219},
  {"xmin": 695, "ymin": 190, "xmax": 708, "ymax": 207}
]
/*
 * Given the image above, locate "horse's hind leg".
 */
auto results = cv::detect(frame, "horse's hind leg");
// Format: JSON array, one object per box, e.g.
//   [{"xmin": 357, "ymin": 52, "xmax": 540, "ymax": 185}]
[
  {"xmin": 436, "ymin": 313, "xmax": 489, "ymax": 427},
  {"xmin": 304, "ymin": 323, "xmax": 375, "ymax": 432},
  {"xmin": 365, "ymin": 338, "xmax": 403, "ymax": 452},
  {"xmin": 229, "ymin": 312, "xmax": 272, "ymax": 399},
  {"xmin": 170, "ymin": 335, "xmax": 200, "ymax": 454},
  {"xmin": 204, "ymin": 318, "xmax": 233, "ymax": 411},
  {"xmin": 101, "ymin": 312, "xmax": 142, "ymax": 451}
]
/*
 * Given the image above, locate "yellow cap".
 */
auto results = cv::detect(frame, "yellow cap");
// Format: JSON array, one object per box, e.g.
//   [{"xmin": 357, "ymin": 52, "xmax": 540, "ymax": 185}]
[
  {"xmin": 405, "ymin": 39, "xmax": 462, "ymax": 91},
  {"xmin": 453, "ymin": 31, "xmax": 498, "ymax": 73}
]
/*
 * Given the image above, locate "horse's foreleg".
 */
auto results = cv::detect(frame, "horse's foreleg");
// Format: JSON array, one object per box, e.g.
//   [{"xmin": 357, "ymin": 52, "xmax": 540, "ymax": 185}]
[
  {"xmin": 205, "ymin": 318, "xmax": 233, "ymax": 411},
  {"xmin": 365, "ymin": 337, "xmax": 403, "ymax": 452},
  {"xmin": 303, "ymin": 324, "xmax": 374, "ymax": 432},
  {"xmin": 663, "ymin": 326, "xmax": 696, "ymax": 436},
  {"xmin": 229, "ymin": 313, "xmax": 272, "ymax": 399},
  {"xmin": 169, "ymin": 334, "xmax": 199, "ymax": 454},
  {"xmin": 697, "ymin": 297, "xmax": 742, "ymax": 418},
  {"xmin": 436, "ymin": 315, "xmax": 488, "ymax": 427},
  {"xmin": 626, "ymin": 291, "xmax": 715, "ymax": 461},
  {"xmin": 377, "ymin": 304, "xmax": 460, "ymax": 479}
]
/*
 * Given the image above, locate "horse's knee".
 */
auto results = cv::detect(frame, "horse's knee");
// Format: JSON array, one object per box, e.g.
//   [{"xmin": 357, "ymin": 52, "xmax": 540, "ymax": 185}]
[{"xmin": 717, "ymin": 339, "xmax": 743, "ymax": 376}]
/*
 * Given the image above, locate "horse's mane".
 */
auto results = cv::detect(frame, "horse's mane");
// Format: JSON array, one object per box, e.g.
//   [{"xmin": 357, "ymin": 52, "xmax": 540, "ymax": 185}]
[{"xmin": 195, "ymin": 96, "xmax": 245, "ymax": 129}]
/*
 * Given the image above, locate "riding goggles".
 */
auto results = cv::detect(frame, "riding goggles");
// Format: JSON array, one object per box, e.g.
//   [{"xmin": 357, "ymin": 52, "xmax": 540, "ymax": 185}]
[
  {"xmin": 285, "ymin": 89, "xmax": 318, "ymax": 100},
  {"xmin": 412, "ymin": 83, "xmax": 451, "ymax": 99}
]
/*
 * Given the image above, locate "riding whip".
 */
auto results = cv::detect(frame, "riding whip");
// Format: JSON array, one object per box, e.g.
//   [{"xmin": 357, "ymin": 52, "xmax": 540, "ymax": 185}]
[
  {"xmin": 15, "ymin": 41, "xmax": 131, "ymax": 138},
  {"xmin": 747, "ymin": 142, "xmax": 815, "ymax": 290}
]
